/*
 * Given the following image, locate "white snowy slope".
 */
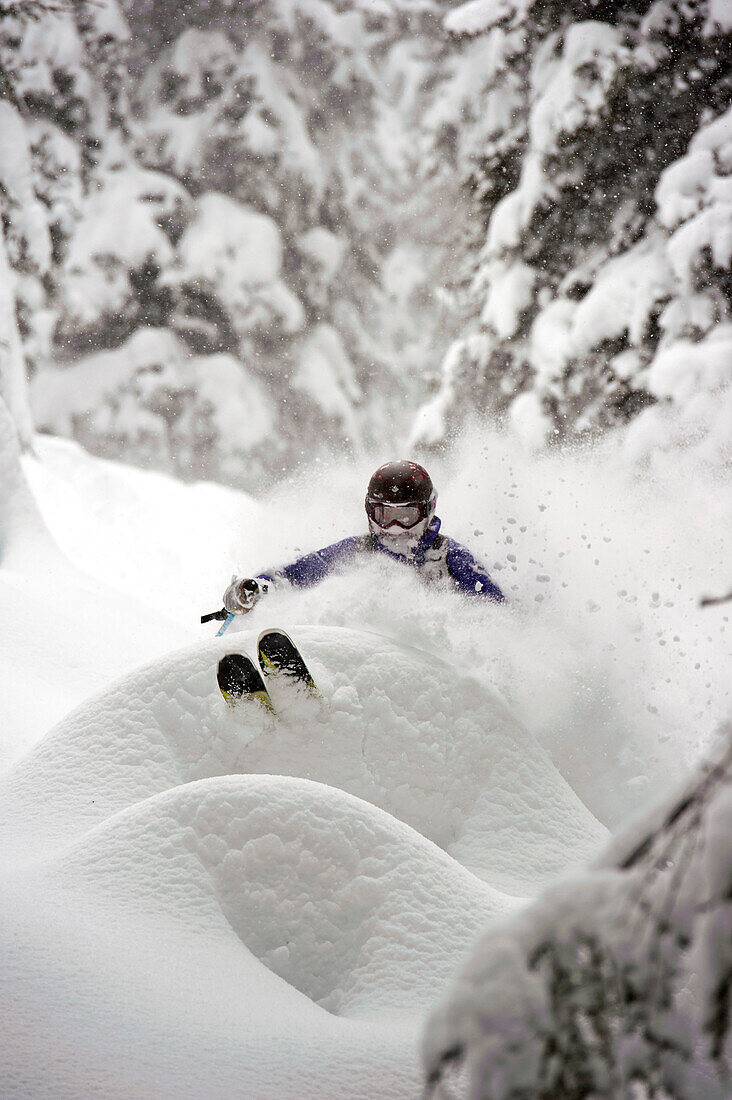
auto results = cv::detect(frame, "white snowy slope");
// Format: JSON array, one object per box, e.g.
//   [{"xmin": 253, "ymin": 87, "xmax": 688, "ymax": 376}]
[
  {"xmin": 0, "ymin": 628, "xmax": 606, "ymax": 886},
  {"xmin": 0, "ymin": 404, "xmax": 190, "ymax": 765},
  {"xmin": 0, "ymin": 625, "xmax": 603, "ymax": 1098},
  {"xmin": 2, "ymin": 412, "xmax": 728, "ymax": 1098},
  {"xmin": 20, "ymin": 431, "xmax": 271, "ymax": 621},
  {"xmin": 0, "ymin": 774, "xmax": 501, "ymax": 1100},
  {"xmin": 0, "ymin": 424, "xmax": 613, "ymax": 1098}
]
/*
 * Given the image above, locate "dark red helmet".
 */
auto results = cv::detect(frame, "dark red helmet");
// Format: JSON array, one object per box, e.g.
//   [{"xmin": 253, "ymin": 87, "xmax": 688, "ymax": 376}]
[{"xmin": 365, "ymin": 460, "xmax": 436, "ymax": 531}]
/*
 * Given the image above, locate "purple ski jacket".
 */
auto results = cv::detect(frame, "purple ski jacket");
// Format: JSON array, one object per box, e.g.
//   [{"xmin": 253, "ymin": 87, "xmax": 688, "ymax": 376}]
[{"xmin": 256, "ymin": 517, "xmax": 505, "ymax": 602}]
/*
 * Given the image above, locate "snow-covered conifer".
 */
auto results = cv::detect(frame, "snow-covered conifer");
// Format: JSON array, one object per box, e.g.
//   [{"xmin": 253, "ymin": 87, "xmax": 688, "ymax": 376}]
[{"xmin": 415, "ymin": 0, "xmax": 732, "ymax": 461}]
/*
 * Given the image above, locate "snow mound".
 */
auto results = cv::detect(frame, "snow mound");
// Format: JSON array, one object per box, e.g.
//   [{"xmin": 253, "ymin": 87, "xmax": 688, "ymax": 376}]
[
  {"xmin": 0, "ymin": 615, "xmax": 608, "ymax": 1097},
  {"xmin": 0, "ymin": 625, "xmax": 606, "ymax": 893},
  {"xmin": 2, "ymin": 819, "xmax": 422, "ymax": 1100},
  {"xmin": 45, "ymin": 773, "xmax": 509, "ymax": 1018}
]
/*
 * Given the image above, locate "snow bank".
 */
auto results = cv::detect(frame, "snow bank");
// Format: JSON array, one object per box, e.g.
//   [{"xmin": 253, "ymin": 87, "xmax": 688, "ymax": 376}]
[
  {"xmin": 0, "ymin": 626, "xmax": 606, "ymax": 891},
  {"xmin": 2, "ymin": 418, "xmax": 728, "ymax": 1097},
  {"xmin": 2, "ymin": 815, "xmax": 423, "ymax": 1097},
  {"xmin": 0, "ymin": 565, "xmax": 608, "ymax": 1096},
  {"xmin": 0, "ymin": 397, "xmax": 57, "ymax": 574},
  {"xmin": 21, "ymin": 432, "xmax": 266, "ymax": 618},
  {"xmin": 44, "ymin": 774, "xmax": 508, "ymax": 1017},
  {"xmin": 0, "ymin": 409, "xmax": 189, "ymax": 765}
]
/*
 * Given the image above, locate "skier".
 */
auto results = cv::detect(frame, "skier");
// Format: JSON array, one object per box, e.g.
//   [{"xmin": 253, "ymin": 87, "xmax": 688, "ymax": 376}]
[{"xmin": 222, "ymin": 459, "xmax": 505, "ymax": 616}]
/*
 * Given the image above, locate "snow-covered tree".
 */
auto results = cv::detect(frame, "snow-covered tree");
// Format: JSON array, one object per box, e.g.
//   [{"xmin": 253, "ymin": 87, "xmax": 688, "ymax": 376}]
[
  {"xmin": 413, "ymin": 0, "xmax": 732, "ymax": 464},
  {"xmin": 120, "ymin": 0, "xmax": 471, "ymax": 454},
  {"xmin": 0, "ymin": 0, "xmax": 130, "ymax": 447},
  {"xmin": 15, "ymin": 0, "xmax": 475, "ymax": 484},
  {"xmin": 424, "ymin": 725, "xmax": 732, "ymax": 1099}
]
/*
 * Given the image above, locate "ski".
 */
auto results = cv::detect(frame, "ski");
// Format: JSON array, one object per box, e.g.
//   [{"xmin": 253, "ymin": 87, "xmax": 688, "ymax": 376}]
[
  {"xmin": 257, "ymin": 629, "xmax": 318, "ymax": 697},
  {"xmin": 217, "ymin": 652, "xmax": 274, "ymax": 713}
]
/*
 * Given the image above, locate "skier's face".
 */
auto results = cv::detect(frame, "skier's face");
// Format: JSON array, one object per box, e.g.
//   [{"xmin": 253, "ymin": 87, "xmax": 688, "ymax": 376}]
[{"xmin": 366, "ymin": 499, "xmax": 433, "ymax": 545}]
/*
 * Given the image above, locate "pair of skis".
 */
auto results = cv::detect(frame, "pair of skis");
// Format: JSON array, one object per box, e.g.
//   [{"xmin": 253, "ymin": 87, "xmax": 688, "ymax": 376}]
[{"xmin": 217, "ymin": 629, "xmax": 316, "ymax": 716}]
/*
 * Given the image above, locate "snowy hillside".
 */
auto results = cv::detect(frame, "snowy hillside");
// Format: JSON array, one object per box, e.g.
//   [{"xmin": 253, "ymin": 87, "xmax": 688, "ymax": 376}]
[
  {"xmin": 0, "ymin": 412, "xmax": 611, "ymax": 1097},
  {"xmin": 1, "ymin": 0, "xmax": 730, "ymax": 1095},
  {"xmin": 0, "ymin": 623, "xmax": 604, "ymax": 1096},
  {"xmin": 1, "ymin": 389, "xmax": 730, "ymax": 1095}
]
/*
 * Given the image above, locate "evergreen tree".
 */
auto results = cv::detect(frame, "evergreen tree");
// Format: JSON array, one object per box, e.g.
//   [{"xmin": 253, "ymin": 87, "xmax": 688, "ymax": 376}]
[{"xmin": 415, "ymin": 0, "xmax": 732, "ymax": 462}]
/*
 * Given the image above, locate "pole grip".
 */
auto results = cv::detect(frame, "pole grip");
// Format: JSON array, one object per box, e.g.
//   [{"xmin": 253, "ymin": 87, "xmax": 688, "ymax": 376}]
[{"xmin": 201, "ymin": 608, "xmax": 229, "ymax": 624}]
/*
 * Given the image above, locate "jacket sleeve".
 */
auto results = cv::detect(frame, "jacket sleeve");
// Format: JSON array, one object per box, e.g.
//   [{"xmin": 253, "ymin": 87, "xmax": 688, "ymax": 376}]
[
  {"xmin": 257, "ymin": 535, "xmax": 369, "ymax": 589},
  {"xmin": 445, "ymin": 539, "xmax": 505, "ymax": 602}
]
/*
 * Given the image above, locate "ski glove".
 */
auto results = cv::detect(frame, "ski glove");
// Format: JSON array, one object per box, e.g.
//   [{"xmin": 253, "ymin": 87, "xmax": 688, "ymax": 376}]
[{"xmin": 223, "ymin": 576, "xmax": 268, "ymax": 614}]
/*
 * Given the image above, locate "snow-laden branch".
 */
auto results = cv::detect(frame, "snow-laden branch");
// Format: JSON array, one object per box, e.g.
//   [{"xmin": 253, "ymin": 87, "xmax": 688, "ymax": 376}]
[{"xmin": 424, "ymin": 727, "xmax": 732, "ymax": 1099}]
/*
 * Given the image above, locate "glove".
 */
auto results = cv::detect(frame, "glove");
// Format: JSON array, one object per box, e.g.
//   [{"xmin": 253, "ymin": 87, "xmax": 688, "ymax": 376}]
[{"xmin": 223, "ymin": 575, "xmax": 268, "ymax": 615}]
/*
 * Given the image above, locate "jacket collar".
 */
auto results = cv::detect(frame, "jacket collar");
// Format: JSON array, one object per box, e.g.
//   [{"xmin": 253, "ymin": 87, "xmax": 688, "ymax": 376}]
[{"xmin": 421, "ymin": 515, "xmax": 442, "ymax": 547}]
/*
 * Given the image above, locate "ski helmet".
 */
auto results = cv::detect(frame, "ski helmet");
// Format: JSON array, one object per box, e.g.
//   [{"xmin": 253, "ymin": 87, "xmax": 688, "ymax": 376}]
[{"xmin": 365, "ymin": 460, "xmax": 436, "ymax": 536}]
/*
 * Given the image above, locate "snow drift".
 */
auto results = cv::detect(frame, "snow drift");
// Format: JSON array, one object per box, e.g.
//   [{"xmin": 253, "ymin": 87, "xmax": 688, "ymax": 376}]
[
  {"xmin": 0, "ymin": 400, "xmax": 188, "ymax": 765},
  {"xmin": 0, "ymin": 626, "xmax": 606, "ymax": 888},
  {"xmin": 0, "ymin": 619, "xmax": 607, "ymax": 1098},
  {"xmin": 2, "ymin": 425, "xmax": 727, "ymax": 1098}
]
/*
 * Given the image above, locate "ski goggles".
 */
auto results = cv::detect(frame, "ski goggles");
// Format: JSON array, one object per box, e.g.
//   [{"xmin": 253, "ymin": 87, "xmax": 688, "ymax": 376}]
[{"xmin": 366, "ymin": 499, "xmax": 430, "ymax": 529}]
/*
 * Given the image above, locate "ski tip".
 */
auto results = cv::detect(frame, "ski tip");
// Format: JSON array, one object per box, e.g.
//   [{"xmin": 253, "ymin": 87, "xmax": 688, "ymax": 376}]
[
  {"xmin": 217, "ymin": 652, "xmax": 274, "ymax": 712},
  {"xmin": 256, "ymin": 629, "xmax": 318, "ymax": 697},
  {"xmin": 256, "ymin": 627, "xmax": 294, "ymax": 646},
  {"xmin": 217, "ymin": 653, "xmax": 252, "ymax": 697}
]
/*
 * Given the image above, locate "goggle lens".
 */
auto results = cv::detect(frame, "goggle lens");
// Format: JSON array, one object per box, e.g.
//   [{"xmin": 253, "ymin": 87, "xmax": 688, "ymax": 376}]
[{"xmin": 368, "ymin": 501, "xmax": 425, "ymax": 529}]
